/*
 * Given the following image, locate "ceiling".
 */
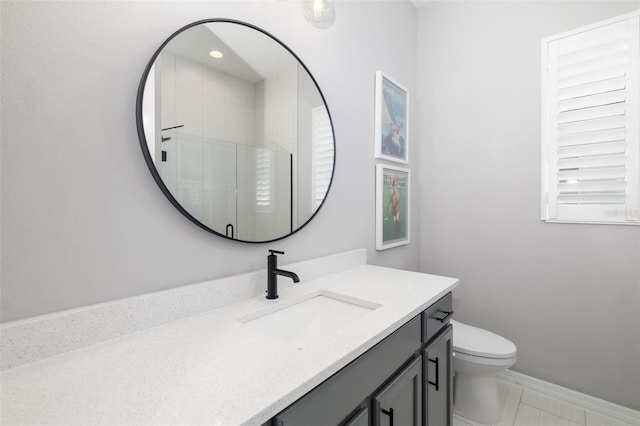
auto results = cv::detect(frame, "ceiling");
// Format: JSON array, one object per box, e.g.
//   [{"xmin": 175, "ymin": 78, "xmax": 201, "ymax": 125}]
[{"xmin": 163, "ymin": 22, "xmax": 296, "ymax": 84}]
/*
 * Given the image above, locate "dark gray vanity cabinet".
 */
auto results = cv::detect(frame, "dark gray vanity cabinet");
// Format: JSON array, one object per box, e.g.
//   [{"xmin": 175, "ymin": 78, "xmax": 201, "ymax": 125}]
[
  {"xmin": 272, "ymin": 316, "xmax": 421, "ymax": 426},
  {"xmin": 271, "ymin": 292, "xmax": 453, "ymax": 426}
]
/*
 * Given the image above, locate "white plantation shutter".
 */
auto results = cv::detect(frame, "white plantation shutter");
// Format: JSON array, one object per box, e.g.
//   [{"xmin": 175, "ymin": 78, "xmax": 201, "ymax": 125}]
[
  {"xmin": 542, "ymin": 12, "xmax": 640, "ymax": 224},
  {"xmin": 256, "ymin": 148, "xmax": 271, "ymax": 208},
  {"xmin": 311, "ymin": 106, "xmax": 334, "ymax": 208}
]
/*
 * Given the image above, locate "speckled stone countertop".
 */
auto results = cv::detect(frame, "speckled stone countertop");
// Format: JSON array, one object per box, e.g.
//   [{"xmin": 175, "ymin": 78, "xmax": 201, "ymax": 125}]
[{"xmin": 1, "ymin": 264, "xmax": 458, "ymax": 425}]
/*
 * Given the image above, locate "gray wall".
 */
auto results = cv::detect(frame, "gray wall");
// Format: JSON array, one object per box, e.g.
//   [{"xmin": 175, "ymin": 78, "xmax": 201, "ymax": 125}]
[
  {"xmin": 416, "ymin": 1, "xmax": 640, "ymax": 410},
  {"xmin": 0, "ymin": 1, "xmax": 418, "ymax": 322}
]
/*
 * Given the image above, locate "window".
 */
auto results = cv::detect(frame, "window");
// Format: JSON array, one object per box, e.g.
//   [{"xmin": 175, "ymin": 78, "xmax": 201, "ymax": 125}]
[{"xmin": 541, "ymin": 11, "xmax": 640, "ymax": 224}]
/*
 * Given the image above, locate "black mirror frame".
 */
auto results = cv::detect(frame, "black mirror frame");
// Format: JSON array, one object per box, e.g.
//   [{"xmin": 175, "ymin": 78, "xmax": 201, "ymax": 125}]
[{"xmin": 135, "ymin": 19, "xmax": 336, "ymax": 244}]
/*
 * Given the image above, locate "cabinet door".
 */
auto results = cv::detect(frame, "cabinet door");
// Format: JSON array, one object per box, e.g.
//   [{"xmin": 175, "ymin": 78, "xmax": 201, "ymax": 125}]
[
  {"xmin": 342, "ymin": 406, "xmax": 369, "ymax": 426},
  {"xmin": 424, "ymin": 325, "xmax": 453, "ymax": 426},
  {"xmin": 372, "ymin": 356, "xmax": 422, "ymax": 426}
]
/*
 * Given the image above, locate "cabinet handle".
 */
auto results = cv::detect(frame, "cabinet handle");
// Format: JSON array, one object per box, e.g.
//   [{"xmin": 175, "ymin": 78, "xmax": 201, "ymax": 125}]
[
  {"xmin": 432, "ymin": 310, "xmax": 453, "ymax": 323},
  {"xmin": 381, "ymin": 407, "xmax": 394, "ymax": 426},
  {"xmin": 428, "ymin": 357, "xmax": 440, "ymax": 391}
]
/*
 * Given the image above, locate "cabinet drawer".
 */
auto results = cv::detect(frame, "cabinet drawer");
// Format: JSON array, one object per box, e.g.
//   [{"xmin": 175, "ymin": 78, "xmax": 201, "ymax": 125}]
[
  {"xmin": 422, "ymin": 293, "xmax": 453, "ymax": 343},
  {"xmin": 273, "ymin": 315, "xmax": 421, "ymax": 426}
]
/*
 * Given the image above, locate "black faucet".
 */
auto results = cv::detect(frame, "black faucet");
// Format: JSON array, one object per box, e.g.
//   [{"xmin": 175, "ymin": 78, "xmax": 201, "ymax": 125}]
[{"xmin": 266, "ymin": 250, "xmax": 300, "ymax": 299}]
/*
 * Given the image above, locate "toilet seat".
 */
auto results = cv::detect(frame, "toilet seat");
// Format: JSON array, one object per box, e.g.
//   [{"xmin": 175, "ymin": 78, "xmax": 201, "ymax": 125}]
[{"xmin": 451, "ymin": 319, "xmax": 516, "ymax": 359}]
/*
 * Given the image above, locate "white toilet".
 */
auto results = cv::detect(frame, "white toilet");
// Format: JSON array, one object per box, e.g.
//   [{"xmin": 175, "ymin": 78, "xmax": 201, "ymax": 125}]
[{"xmin": 450, "ymin": 319, "xmax": 517, "ymax": 424}]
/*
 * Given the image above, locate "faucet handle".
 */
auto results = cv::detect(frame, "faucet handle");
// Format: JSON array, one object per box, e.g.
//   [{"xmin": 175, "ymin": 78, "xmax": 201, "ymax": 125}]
[{"xmin": 269, "ymin": 249, "xmax": 285, "ymax": 255}]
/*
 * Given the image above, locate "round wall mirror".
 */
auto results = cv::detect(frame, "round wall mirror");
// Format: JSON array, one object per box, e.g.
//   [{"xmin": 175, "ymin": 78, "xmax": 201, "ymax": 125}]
[{"xmin": 136, "ymin": 19, "xmax": 335, "ymax": 243}]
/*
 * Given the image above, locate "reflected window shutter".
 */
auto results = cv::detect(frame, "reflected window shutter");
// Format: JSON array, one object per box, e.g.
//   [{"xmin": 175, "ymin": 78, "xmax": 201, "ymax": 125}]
[
  {"xmin": 542, "ymin": 13, "xmax": 640, "ymax": 224},
  {"xmin": 311, "ymin": 106, "xmax": 334, "ymax": 208},
  {"xmin": 256, "ymin": 148, "xmax": 271, "ymax": 208}
]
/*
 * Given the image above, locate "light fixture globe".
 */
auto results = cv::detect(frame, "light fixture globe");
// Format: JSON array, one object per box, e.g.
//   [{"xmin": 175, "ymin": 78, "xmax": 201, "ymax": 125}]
[{"xmin": 304, "ymin": 0, "xmax": 335, "ymax": 29}]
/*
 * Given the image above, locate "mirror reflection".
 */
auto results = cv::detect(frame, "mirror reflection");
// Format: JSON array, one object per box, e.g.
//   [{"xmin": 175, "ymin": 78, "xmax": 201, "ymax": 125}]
[{"xmin": 138, "ymin": 20, "xmax": 335, "ymax": 242}]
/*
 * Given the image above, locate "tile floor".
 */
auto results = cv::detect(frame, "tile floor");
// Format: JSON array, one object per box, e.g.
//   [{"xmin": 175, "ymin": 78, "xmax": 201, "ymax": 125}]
[{"xmin": 453, "ymin": 379, "xmax": 634, "ymax": 426}]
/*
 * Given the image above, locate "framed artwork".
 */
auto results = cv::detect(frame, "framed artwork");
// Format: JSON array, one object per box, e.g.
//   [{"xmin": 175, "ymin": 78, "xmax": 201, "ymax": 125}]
[
  {"xmin": 374, "ymin": 71, "xmax": 409, "ymax": 164},
  {"xmin": 376, "ymin": 164, "xmax": 410, "ymax": 250}
]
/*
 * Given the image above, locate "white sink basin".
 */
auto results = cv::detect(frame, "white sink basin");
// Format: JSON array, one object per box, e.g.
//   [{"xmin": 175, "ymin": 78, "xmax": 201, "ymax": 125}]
[{"xmin": 238, "ymin": 290, "xmax": 382, "ymax": 348}]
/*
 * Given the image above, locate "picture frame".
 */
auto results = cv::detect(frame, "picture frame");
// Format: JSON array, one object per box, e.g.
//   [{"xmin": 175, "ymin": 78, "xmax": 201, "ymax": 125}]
[
  {"xmin": 374, "ymin": 71, "xmax": 409, "ymax": 164},
  {"xmin": 376, "ymin": 164, "xmax": 410, "ymax": 250}
]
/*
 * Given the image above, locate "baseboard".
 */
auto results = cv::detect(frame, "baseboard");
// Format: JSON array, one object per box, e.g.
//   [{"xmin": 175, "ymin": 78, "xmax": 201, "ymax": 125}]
[{"xmin": 497, "ymin": 370, "xmax": 640, "ymax": 425}]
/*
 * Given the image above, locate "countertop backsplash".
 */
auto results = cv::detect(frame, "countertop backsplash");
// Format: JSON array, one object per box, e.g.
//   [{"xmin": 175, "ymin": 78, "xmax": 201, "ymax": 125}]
[{"xmin": 0, "ymin": 249, "xmax": 367, "ymax": 370}]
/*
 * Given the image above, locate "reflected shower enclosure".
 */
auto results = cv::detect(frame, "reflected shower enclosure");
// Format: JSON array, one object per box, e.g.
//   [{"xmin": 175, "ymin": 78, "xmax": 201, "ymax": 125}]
[{"xmin": 159, "ymin": 131, "xmax": 293, "ymax": 242}]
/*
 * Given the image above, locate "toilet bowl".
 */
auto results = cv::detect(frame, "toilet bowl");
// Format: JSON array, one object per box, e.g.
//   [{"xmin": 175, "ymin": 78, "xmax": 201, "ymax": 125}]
[{"xmin": 451, "ymin": 319, "xmax": 516, "ymax": 424}]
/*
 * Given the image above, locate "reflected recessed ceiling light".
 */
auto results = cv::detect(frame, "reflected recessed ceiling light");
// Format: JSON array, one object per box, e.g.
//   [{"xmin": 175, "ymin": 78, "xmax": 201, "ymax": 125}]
[{"xmin": 209, "ymin": 50, "xmax": 223, "ymax": 59}]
